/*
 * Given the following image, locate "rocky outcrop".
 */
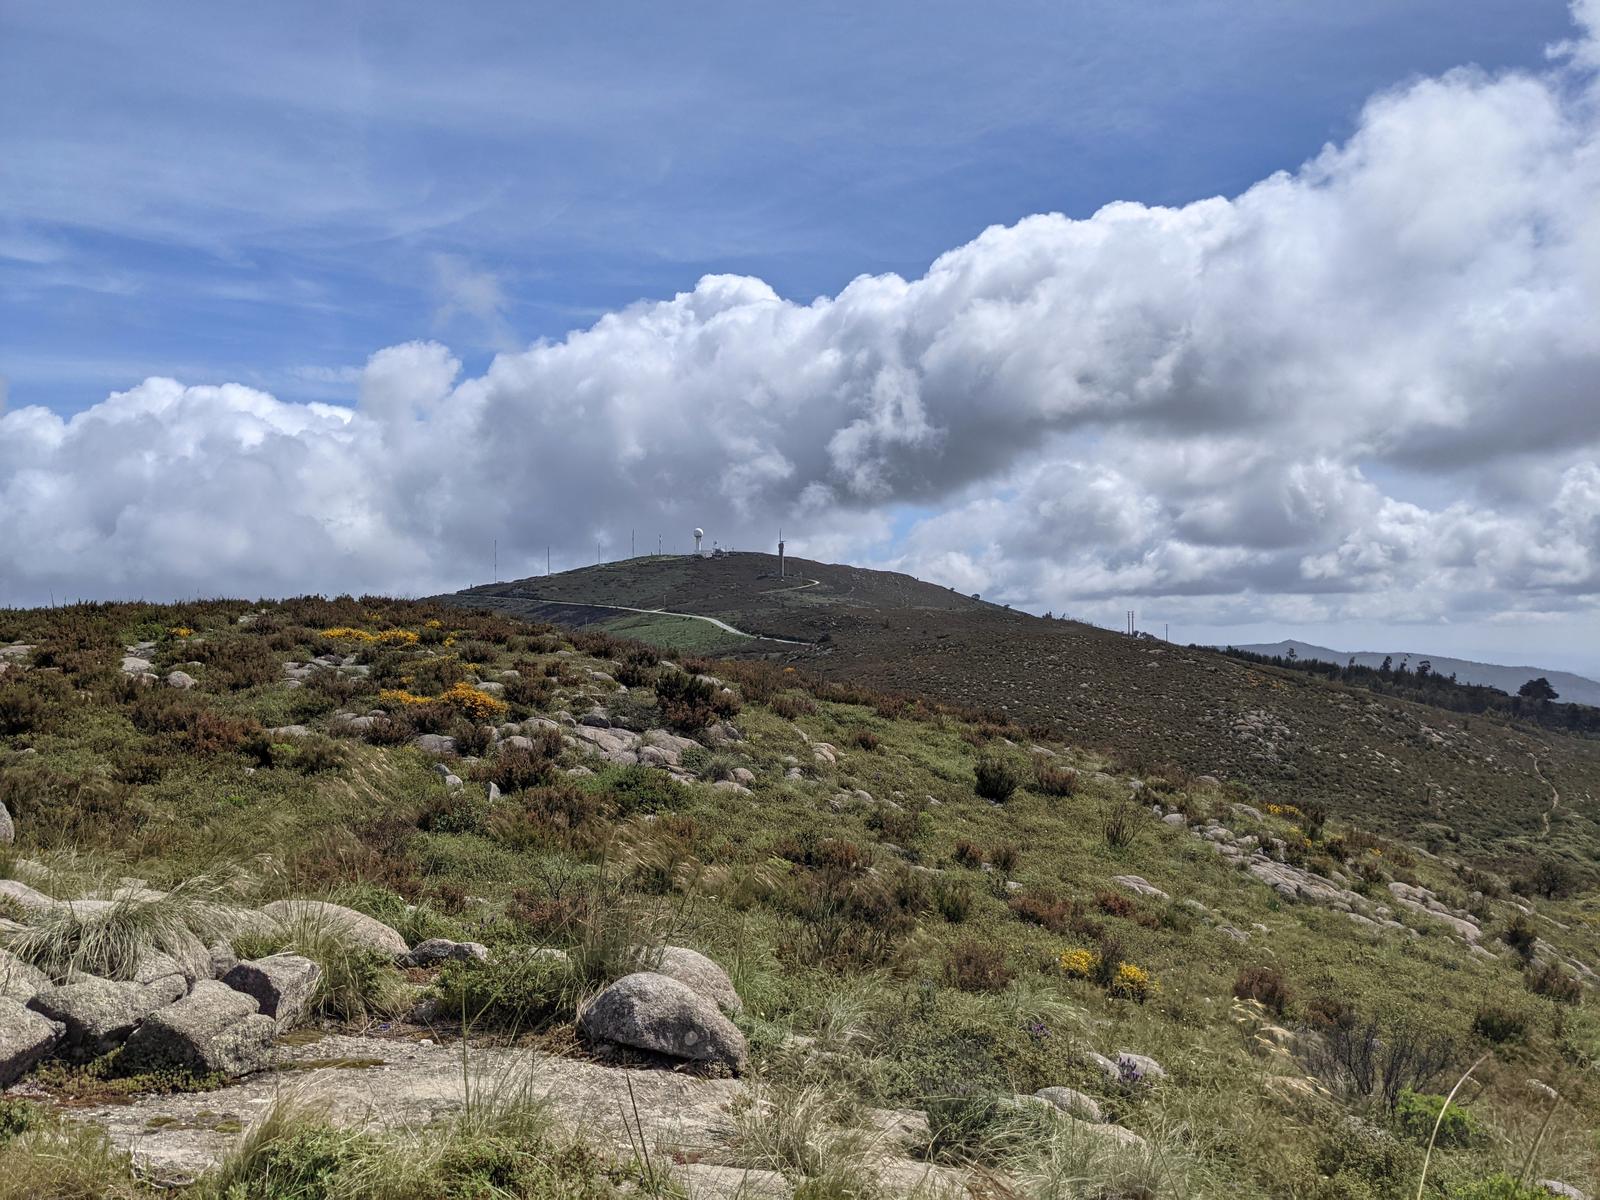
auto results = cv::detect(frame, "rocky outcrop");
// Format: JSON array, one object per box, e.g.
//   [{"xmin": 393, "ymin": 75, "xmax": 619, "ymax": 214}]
[
  {"xmin": 637, "ymin": 946, "xmax": 742, "ymax": 1014},
  {"xmin": 0, "ymin": 949, "xmax": 50, "ymax": 1004},
  {"xmin": 403, "ymin": 939, "xmax": 489, "ymax": 967},
  {"xmin": 1032, "ymin": 1086, "xmax": 1103, "ymax": 1122},
  {"xmin": 120, "ymin": 980, "xmax": 276, "ymax": 1078},
  {"xmin": 28, "ymin": 975, "xmax": 160, "ymax": 1060},
  {"xmin": 0, "ymin": 997, "xmax": 64, "ymax": 1084},
  {"xmin": 222, "ymin": 954, "xmax": 322, "ymax": 1030},
  {"xmin": 578, "ymin": 972, "xmax": 747, "ymax": 1073},
  {"xmin": 1112, "ymin": 874, "xmax": 1168, "ymax": 900}
]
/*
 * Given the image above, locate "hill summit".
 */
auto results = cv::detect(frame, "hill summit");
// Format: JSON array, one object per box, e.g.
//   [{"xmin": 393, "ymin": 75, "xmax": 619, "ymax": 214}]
[{"xmin": 449, "ymin": 554, "xmax": 1600, "ymax": 867}]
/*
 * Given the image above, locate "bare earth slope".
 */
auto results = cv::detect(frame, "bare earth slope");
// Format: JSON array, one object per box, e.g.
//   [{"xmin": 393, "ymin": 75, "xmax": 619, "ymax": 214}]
[{"xmin": 449, "ymin": 554, "xmax": 1600, "ymax": 868}]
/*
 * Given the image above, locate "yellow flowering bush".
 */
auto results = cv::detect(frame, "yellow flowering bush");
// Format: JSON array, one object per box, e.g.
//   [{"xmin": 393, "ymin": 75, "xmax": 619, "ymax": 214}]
[
  {"xmin": 424, "ymin": 619, "xmax": 444, "ymax": 629},
  {"xmin": 322, "ymin": 627, "xmax": 419, "ymax": 646},
  {"xmin": 1109, "ymin": 962, "xmax": 1157, "ymax": 1003},
  {"xmin": 438, "ymin": 681, "xmax": 509, "ymax": 720},
  {"xmin": 1059, "ymin": 948, "xmax": 1099, "ymax": 979},
  {"xmin": 378, "ymin": 688, "xmax": 433, "ymax": 708},
  {"xmin": 168, "ymin": 626, "xmax": 194, "ymax": 638},
  {"xmin": 1263, "ymin": 802, "xmax": 1302, "ymax": 819}
]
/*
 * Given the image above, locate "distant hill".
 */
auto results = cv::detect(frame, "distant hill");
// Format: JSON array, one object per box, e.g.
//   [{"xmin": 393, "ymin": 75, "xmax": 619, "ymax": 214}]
[
  {"xmin": 1231, "ymin": 640, "xmax": 1600, "ymax": 706},
  {"xmin": 445, "ymin": 553, "xmax": 1600, "ymax": 862}
]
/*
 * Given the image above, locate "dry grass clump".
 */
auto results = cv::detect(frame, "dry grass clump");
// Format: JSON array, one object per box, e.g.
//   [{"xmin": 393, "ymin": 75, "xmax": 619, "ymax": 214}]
[
  {"xmin": 7, "ymin": 871, "xmax": 234, "ymax": 982},
  {"xmin": 1032, "ymin": 758, "xmax": 1080, "ymax": 797}
]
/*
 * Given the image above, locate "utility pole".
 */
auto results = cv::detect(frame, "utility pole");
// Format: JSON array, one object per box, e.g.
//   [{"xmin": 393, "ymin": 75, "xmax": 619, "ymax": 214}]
[
  {"xmin": 1164, "ymin": 622, "xmax": 1169, "ymax": 642},
  {"xmin": 546, "ymin": 546, "xmax": 551, "ymax": 576},
  {"xmin": 631, "ymin": 530, "xmax": 635, "ymax": 559},
  {"xmin": 493, "ymin": 539, "xmax": 498, "ymax": 582}
]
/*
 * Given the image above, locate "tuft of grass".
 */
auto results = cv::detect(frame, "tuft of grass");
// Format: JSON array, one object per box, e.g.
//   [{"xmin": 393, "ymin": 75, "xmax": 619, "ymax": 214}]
[{"xmin": 6, "ymin": 870, "xmax": 233, "ymax": 982}]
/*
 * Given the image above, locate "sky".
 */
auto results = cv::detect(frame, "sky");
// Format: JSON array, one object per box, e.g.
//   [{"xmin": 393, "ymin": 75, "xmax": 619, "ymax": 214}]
[{"xmin": 2, "ymin": 1, "xmax": 1598, "ymax": 675}]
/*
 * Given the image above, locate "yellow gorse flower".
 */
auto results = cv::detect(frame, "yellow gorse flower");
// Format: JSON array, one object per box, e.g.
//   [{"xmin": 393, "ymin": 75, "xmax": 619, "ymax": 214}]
[
  {"xmin": 1108, "ymin": 962, "xmax": 1158, "ymax": 1003},
  {"xmin": 322, "ymin": 627, "xmax": 419, "ymax": 646},
  {"xmin": 1058, "ymin": 948, "xmax": 1099, "ymax": 979}
]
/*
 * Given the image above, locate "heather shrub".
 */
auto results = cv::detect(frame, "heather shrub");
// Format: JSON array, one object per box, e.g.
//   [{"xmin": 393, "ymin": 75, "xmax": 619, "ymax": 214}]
[
  {"xmin": 1031, "ymin": 759, "xmax": 1078, "ymax": 797},
  {"xmin": 942, "ymin": 939, "xmax": 1013, "ymax": 993},
  {"xmin": 1234, "ymin": 965, "xmax": 1292, "ymax": 1017},
  {"xmin": 973, "ymin": 752, "xmax": 1023, "ymax": 802}
]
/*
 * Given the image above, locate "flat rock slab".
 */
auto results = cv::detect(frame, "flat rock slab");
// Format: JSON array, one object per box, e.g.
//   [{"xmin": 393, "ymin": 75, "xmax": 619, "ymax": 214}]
[{"xmin": 66, "ymin": 1033, "xmax": 747, "ymax": 1187}]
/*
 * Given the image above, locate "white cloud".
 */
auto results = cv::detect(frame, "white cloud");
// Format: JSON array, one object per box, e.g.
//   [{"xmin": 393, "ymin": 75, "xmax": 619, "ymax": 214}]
[{"xmin": 2, "ymin": 6, "xmax": 1599, "ymax": 653}]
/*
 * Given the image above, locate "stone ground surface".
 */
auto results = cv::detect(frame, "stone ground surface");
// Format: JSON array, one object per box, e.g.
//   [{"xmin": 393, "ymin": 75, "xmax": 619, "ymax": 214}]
[{"xmin": 49, "ymin": 1033, "xmax": 963, "ymax": 1197}]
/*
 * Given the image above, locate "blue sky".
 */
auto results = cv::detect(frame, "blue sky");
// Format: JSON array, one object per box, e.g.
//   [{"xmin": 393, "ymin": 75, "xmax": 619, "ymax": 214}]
[
  {"xmin": 1, "ymin": 1, "xmax": 1575, "ymax": 413},
  {"xmin": 2, "ymin": 1, "xmax": 1598, "ymax": 677}
]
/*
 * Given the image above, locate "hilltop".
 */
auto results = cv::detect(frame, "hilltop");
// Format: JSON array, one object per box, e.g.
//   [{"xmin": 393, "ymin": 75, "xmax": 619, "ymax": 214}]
[
  {"xmin": 0, "ymin": 595, "xmax": 1595, "ymax": 1198},
  {"xmin": 449, "ymin": 555, "xmax": 1600, "ymax": 873},
  {"xmin": 1231, "ymin": 642, "xmax": 1600, "ymax": 708}
]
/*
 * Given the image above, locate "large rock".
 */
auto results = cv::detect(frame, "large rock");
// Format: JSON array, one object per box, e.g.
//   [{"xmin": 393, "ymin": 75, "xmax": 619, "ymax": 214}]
[
  {"xmin": 222, "ymin": 955, "xmax": 322, "ymax": 1030},
  {"xmin": 0, "ymin": 949, "xmax": 50, "ymax": 1004},
  {"xmin": 1032, "ymin": 1086, "xmax": 1104, "ymax": 1123},
  {"xmin": 259, "ymin": 900, "xmax": 408, "ymax": 959},
  {"xmin": 0, "ymin": 801, "xmax": 12, "ymax": 845},
  {"xmin": 578, "ymin": 972, "xmax": 747, "ymax": 1073},
  {"xmin": 412, "ymin": 734, "xmax": 457, "ymax": 755},
  {"xmin": 28, "ymin": 975, "xmax": 159, "ymax": 1060},
  {"xmin": 637, "ymin": 946, "xmax": 742, "ymax": 1015},
  {"xmin": 0, "ymin": 996, "xmax": 64, "ymax": 1084},
  {"xmin": 120, "ymin": 981, "xmax": 275, "ymax": 1078},
  {"xmin": 1111, "ymin": 875, "xmax": 1169, "ymax": 901},
  {"xmin": 0, "ymin": 878, "xmax": 58, "ymax": 916},
  {"xmin": 402, "ymin": 939, "xmax": 489, "ymax": 967}
]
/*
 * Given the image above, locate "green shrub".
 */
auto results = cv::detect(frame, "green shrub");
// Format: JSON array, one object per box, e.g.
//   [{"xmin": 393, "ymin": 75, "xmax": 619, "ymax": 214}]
[
  {"xmin": 432, "ymin": 952, "xmax": 573, "ymax": 1030},
  {"xmin": 601, "ymin": 765, "xmax": 685, "ymax": 815},
  {"xmin": 1499, "ymin": 915, "xmax": 1538, "ymax": 959},
  {"xmin": 0, "ymin": 1099, "xmax": 44, "ymax": 1143},
  {"xmin": 1448, "ymin": 1174, "xmax": 1557, "ymax": 1200},
  {"xmin": 0, "ymin": 681, "xmax": 54, "ymax": 736},
  {"xmin": 934, "ymin": 879, "xmax": 974, "ymax": 923},
  {"xmin": 1470, "ymin": 1003, "xmax": 1528, "ymax": 1045},
  {"xmin": 973, "ymin": 752, "xmax": 1022, "ymax": 802},
  {"xmin": 924, "ymin": 1088, "xmax": 1011, "ymax": 1160},
  {"xmin": 419, "ymin": 785, "xmax": 490, "ymax": 836},
  {"xmin": 1102, "ymin": 799, "xmax": 1142, "ymax": 849},
  {"xmin": 1393, "ymin": 1088, "xmax": 1480, "ymax": 1148},
  {"xmin": 654, "ymin": 670, "xmax": 718, "ymax": 731},
  {"xmin": 1314, "ymin": 1118, "xmax": 1419, "ymax": 1188}
]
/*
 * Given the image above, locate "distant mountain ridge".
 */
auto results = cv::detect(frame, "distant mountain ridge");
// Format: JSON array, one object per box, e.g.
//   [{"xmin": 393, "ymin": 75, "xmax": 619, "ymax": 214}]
[{"xmin": 1228, "ymin": 640, "xmax": 1600, "ymax": 706}]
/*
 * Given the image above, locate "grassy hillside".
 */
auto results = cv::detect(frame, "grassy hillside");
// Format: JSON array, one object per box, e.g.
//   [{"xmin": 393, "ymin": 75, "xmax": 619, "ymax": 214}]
[
  {"xmin": 451, "ymin": 557, "xmax": 1600, "ymax": 877},
  {"xmin": 0, "ymin": 597, "xmax": 1596, "ymax": 1198}
]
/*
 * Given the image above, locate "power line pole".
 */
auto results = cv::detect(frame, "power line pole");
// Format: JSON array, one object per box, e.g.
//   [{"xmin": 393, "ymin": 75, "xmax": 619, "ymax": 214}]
[
  {"xmin": 493, "ymin": 539, "xmax": 498, "ymax": 582},
  {"xmin": 631, "ymin": 530, "xmax": 635, "ymax": 559},
  {"xmin": 546, "ymin": 546, "xmax": 551, "ymax": 576}
]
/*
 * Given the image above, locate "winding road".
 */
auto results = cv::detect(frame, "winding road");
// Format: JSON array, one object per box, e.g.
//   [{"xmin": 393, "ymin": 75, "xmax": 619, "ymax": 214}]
[{"xmin": 514, "ymin": 595, "xmax": 813, "ymax": 646}]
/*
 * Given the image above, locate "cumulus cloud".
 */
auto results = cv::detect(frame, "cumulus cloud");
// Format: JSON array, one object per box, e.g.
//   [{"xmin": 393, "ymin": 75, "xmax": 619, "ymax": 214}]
[{"xmin": 2, "ymin": 5, "xmax": 1598, "ymax": 646}]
